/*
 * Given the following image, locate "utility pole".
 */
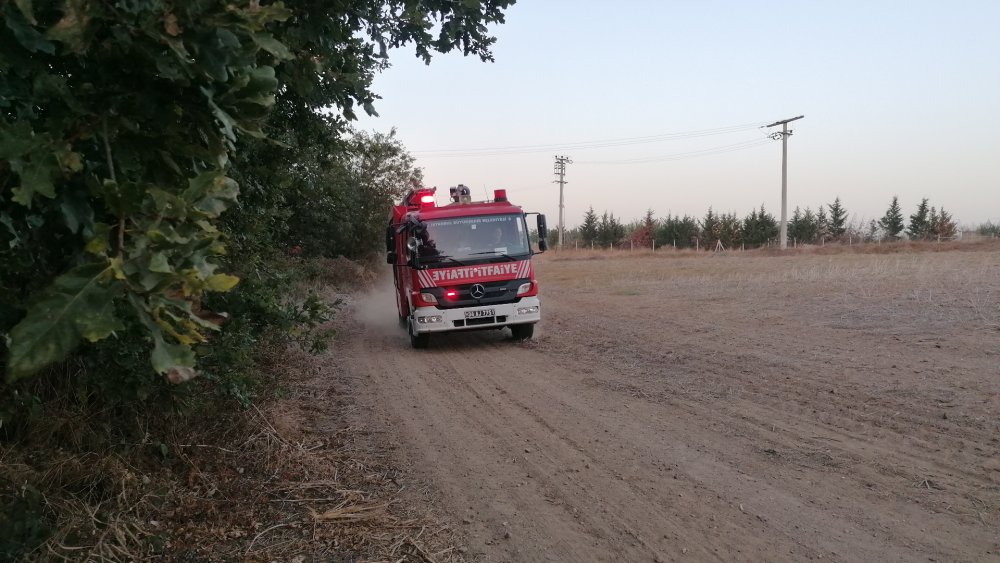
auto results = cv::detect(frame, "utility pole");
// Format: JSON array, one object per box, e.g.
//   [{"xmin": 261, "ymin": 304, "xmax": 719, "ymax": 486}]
[
  {"xmin": 553, "ymin": 155, "xmax": 572, "ymax": 250},
  {"xmin": 765, "ymin": 115, "xmax": 804, "ymax": 250}
]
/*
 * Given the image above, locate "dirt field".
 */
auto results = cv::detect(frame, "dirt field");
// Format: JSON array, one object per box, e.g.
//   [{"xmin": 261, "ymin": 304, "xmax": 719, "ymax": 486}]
[{"xmin": 335, "ymin": 247, "xmax": 1000, "ymax": 562}]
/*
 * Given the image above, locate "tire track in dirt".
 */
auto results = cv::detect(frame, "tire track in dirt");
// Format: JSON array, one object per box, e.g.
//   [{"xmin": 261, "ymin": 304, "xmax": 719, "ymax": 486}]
[{"xmin": 334, "ymin": 254, "xmax": 999, "ymax": 562}]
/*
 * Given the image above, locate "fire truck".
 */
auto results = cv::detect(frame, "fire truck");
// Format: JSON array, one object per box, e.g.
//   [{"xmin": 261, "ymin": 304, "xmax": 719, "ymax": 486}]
[{"xmin": 386, "ymin": 185, "xmax": 548, "ymax": 348}]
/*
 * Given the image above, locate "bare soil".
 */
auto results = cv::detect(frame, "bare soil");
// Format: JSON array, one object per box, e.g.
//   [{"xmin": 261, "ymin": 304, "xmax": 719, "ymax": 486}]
[{"xmin": 336, "ymin": 246, "xmax": 1000, "ymax": 562}]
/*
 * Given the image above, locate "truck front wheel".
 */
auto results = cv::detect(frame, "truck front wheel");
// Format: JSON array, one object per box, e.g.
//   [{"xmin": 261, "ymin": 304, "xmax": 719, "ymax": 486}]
[
  {"xmin": 408, "ymin": 318, "xmax": 430, "ymax": 349},
  {"xmin": 510, "ymin": 323, "xmax": 535, "ymax": 341}
]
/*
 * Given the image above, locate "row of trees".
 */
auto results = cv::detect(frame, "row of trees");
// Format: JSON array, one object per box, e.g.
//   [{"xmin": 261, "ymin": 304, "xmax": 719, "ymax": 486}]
[{"xmin": 573, "ymin": 196, "xmax": 959, "ymax": 250}]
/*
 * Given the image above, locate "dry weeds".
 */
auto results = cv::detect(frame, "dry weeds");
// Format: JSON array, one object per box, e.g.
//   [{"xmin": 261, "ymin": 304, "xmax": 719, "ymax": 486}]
[{"xmin": 2, "ymin": 256, "xmax": 460, "ymax": 562}]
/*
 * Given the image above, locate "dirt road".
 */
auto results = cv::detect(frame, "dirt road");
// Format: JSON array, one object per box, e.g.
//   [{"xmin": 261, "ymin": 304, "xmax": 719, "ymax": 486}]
[{"xmin": 337, "ymin": 249, "xmax": 1000, "ymax": 562}]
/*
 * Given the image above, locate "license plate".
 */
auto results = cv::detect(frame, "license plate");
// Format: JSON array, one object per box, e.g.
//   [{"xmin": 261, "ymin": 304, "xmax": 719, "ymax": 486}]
[{"xmin": 465, "ymin": 309, "xmax": 495, "ymax": 319}]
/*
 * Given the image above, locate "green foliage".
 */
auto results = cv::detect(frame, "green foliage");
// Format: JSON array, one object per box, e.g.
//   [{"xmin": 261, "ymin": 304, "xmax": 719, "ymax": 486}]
[
  {"xmin": 596, "ymin": 211, "xmax": 625, "ymax": 247},
  {"xmin": 977, "ymin": 221, "xmax": 1000, "ymax": 237},
  {"xmin": 907, "ymin": 198, "xmax": 931, "ymax": 240},
  {"xmin": 742, "ymin": 205, "xmax": 778, "ymax": 247},
  {"xmin": 700, "ymin": 207, "xmax": 720, "ymax": 247},
  {"xmin": 656, "ymin": 214, "xmax": 699, "ymax": 248},
  {"xmin": 827, "ymin": 197, "xmax": 848, "ymax": 238},
  {"xmin": 928, "ymin": 206, "xmax": 957, "ymax": 239},
  {"xmin": 789, "ymin": 206, "xmax": 819, "ymax": 244},
  {"xmin": 2, "ymin": 0, "xmax": 515, "ymax": 383},
  {"xmin": 0, "ymin": 484, "xmax": 52, "ymax": 559},
  {"xmin": 580, "ymin": 207, "xmax": 598, "ymax": 246},
  {"xmin": 878, "ymin": 196, "xmax": 905, "ymax": 240},
  {"xmin": 1, "ymin": 1, "xmax": 288, "ymax": 379}
]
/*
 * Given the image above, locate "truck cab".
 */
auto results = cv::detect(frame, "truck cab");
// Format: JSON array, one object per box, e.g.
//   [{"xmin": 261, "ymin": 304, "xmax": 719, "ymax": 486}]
[{"xmin": 387, "ymin": 186, "xmax": 548, "ymax": 348}]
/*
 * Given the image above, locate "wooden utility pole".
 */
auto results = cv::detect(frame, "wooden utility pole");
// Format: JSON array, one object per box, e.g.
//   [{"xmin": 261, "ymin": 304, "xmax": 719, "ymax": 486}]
[
  {"xmin": 766, "ymin": 115, "xmax": 804, "ymax": 250},
  {"xmin": 553, "ymin": 155, "xmax": 572, "ymax": 250}
]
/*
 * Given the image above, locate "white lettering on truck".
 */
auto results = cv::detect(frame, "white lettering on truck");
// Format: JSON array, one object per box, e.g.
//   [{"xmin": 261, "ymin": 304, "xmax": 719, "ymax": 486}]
[{"xmin": 430, "ymin": 262, "xmax": 517, "ymax": 282}]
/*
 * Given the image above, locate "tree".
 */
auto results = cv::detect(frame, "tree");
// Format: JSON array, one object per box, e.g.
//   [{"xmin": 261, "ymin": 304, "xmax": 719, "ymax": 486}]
[
  {"xmin": 828, "ymin": 197, "xmax": 848, "ymax": 238},
  {"xmin": 597, "ymin": 211, "xmax": 624, "ymax": 247},
  {"xmin": 628, "ymin": 209, "xmax": 656, "ymax": 248},
  {"xmin": 788, "ymin": 207, "xmax": 804, "ymax": 243},
  {"xmin": 907, "ymin": 198, "xmax": 931, "ymax": 240},
  {"xmin": 656, "ymin": 214, "xmax": 699, "ymax": 248},
  {"xmin": 718, "ymin": 212, "xmax": 742, "ymax": 249},
  {"xmin": 816, "ymin": 206, "xmax": 829, "ymax": 242},
  {"xmin": 929, "ymin": 207, "xmax": 957, "ymax": 239},
  {"xmin": 742, "ymin": 205, "xmax": 778, "ymax": 247},
  {"xmin": 878, "ymin": 196, "xmax": 906, "ymax": 240},
  {"xmin": 1, "ymin": 1, "xmax": 516, "ymax": 381},
  {"xmin": 700, "ymin": 207, "xmax": 721, "ymax": 248},
  {"xmin": 580, "ymin": 207, "xmax": 599, "ymax": 246}
]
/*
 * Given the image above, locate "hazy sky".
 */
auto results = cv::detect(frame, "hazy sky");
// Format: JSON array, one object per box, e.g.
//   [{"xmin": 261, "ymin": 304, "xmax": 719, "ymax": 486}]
[{"xmin": 356, "ymin": 1, "xmax": 1000, "ymax": 228}]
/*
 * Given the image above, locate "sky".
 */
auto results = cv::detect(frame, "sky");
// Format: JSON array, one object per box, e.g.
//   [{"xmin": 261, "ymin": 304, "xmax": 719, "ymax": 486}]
[{"xmin": 355, "ymin": 1, "xmax": 1000, "ymax": 229}]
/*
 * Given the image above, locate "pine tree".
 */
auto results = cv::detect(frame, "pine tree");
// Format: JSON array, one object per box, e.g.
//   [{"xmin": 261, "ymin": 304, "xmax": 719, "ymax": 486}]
[
  {"xmin": 719, "ymin": 212, "xmax": 742, "ymax": 249},
  {"xmin": 866, "ymin": 219, "xmax": 880, "ymax": 241},
  {"xmin": 827, "ymin": 197, "xmax": 847, "ymax": 238},
  {"xmin": 740, "ymin": 205, "xmax": 780, "ymax": 247},
  {"xmin": 630, "ymin": 209, "xmax": 656, "ymax": 248},
  {"xmin": 878, "ymin": 196, "xmax": 905, "ymax": 240},
  {"xmin": 658, "ymin": 214, "xmax": 700, "ymax": 248},
  {"xmin": 580, "ymin": 206, "xmax": 599, "ymax": 245},
  {"xmin": 597, "ymin": 211, "xmax": 611, "ymax": 247},
  {"xmin": 907, "ymin": 198, "xmax": 931, "ymax": 240},
  {"xmin": 930, "ymin": 207, "xmax": 957, "ymax": 239},
  {"xmin": 789, "ymin": 206, "xmax": 804, "ymax": 243},
  {"xmin": 816, "ymin": 206, "xmax": 829, "ymax": 242},
  {"xmin": 701, "ymin": 207, "xmax": 720, "ymax": 247},
  {"xmin": 802, "ymin": 207, "xmax": 818, "ymax": 243}
]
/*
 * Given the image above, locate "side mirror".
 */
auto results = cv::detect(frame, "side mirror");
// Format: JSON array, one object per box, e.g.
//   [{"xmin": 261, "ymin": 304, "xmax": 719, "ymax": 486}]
[
  {"xmin": 386, "ymin": 251, "xmax": 397, "ymax": 265},
  {"xmin": 538, "ymin": 239, "xmax": 548, "ymax": 252},
  {"xmin": 406, "ymin": 236, "xmax": 421, "ymax": 267},
  {"xmin": 536, "ymin": 214, "xmax": 548, "ymax": 240}
]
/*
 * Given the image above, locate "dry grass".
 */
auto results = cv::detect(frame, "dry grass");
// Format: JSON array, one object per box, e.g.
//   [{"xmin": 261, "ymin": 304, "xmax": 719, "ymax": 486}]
[
  {"xmin": 539, "ymin": 242, "xmax": 1000, "ymax": 332},
  {"xmin": 1, "ymin": 256, "xmax": 457, "ymax": 562},
  {"xmin": 548, "ymin": 237, "xmax": 1000, "ymax": 262}
]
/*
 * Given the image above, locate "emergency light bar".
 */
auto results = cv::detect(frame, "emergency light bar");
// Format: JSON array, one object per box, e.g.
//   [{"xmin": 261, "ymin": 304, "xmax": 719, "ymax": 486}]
[{"xmin": 404, "ymin": 187, "xmax": 437, "ymax": 208}]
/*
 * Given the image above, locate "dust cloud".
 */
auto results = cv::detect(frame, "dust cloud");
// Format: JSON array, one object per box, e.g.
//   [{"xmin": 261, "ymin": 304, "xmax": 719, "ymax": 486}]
[{"xmin": 352, "ymin": 273, "xmax": 407, "ymax": 343}]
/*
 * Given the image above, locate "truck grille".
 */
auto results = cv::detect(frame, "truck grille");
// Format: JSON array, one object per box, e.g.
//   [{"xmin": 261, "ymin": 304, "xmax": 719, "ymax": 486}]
[{"xmin": 423, "ymin": 279, "xmax": 527, "ymax": 309}]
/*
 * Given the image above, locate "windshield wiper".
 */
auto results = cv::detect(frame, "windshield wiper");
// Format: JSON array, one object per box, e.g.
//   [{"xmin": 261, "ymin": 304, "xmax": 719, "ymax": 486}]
[
  {"xmin": 468, "ymin": 251, "xmax": 526, "ymax": 262},
  {"xmin": 427, "ymin": 255, "xmax": 468, "ymax": 267}
]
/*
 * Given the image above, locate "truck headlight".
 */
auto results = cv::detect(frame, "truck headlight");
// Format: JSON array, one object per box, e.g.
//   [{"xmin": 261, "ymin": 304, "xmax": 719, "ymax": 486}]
[
  {"xmin": 417, "ymin": 315, "xmax": 442, "ymax": 324},
  {"xmin": 516, "ymin": 282, "xmax": 533, "ymax": 296},
  {"xmin": 419, "ymin": 292, "xmax": 437, "ymax": 304},
  {"xmin": 517, "ymin": 306, "xmax": 539, "ymax": 315}
]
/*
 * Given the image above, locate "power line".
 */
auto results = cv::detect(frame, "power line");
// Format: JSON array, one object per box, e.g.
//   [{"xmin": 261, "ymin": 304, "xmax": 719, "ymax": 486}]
[
  {"xmin": 411, "ymin": 122, "xmax": 766, "ymax": 157},
  {"xmin": 575, "ymin": 139, "xmax": 772, "ymax": 165}
]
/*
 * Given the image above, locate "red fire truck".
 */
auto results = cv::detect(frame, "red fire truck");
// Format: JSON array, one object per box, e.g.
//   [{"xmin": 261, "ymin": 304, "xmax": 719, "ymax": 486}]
[{"xmin": 386, "ymin": 185, "xmax": 548, "ymax": 348}]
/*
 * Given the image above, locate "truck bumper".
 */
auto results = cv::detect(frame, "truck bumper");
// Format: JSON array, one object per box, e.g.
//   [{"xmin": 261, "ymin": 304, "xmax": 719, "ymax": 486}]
[{"xmin": 411, "ymin": 297, "xmax": 540, "ymax": 334}]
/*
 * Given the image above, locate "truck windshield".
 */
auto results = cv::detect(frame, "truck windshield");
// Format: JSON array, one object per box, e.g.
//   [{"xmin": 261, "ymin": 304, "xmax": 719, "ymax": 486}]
[{"xmin": 417, "ymin": 214, "xmax": 530, "ymax": 266}]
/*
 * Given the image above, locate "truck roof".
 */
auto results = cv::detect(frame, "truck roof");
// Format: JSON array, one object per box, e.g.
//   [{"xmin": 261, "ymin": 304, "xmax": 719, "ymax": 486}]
[{"xmin": 411, "ymin": 201, "xmax": 523, "ymax": 220}]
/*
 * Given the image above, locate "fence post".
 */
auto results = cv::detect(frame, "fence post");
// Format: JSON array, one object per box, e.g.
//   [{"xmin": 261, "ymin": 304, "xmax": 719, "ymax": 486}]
[
  {"xmin": 652, "ymin": 240, "xmax": 656, "ymax": 251},
  {"xmin": 695, "ymin": 239, "xmax": 699, "ymax": 251}
]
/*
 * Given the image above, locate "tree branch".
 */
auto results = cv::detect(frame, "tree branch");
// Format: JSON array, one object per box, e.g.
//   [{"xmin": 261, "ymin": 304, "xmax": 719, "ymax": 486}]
[{"xmin": 101, "ymin": 116, "xmax": 125, "ymax": 257}]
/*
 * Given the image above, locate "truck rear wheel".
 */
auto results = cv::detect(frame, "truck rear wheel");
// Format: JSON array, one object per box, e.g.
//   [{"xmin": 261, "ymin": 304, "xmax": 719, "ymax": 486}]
[
  {"xmin": 510, "ymin": 323, "xmax": 534, "ymax": 341},
  {"xmin": 408, "ymin": 318, "xmax": 430, "ymax": 349}
]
